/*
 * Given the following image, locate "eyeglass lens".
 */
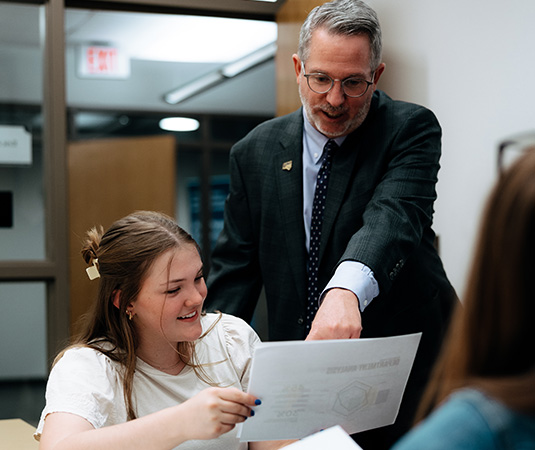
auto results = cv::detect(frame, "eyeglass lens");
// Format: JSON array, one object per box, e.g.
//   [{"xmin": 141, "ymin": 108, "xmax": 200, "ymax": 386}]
[{"xmin": 307, "ymin": 74, "xmax": 370, "ymax": 97}]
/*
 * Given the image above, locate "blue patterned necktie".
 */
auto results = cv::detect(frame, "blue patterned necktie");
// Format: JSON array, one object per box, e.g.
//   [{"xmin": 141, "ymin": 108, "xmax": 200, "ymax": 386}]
[{"xmin": 306, "ymin": 139, "xmax": 338, "ymax": 330}]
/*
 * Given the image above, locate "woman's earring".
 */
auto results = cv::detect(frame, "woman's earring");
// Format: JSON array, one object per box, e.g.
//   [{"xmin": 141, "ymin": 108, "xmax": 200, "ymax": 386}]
[{"xmin": 127, "ymin": 310, "xmax": 133, "ymax": 321}]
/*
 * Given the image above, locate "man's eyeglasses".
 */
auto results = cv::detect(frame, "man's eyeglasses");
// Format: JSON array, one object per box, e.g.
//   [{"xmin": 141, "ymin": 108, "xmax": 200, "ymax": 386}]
[
  {"xmin": 497, "ymin": 133, "xmax": 535, "ymax": 174},
  {"xmin": 301, "ymin": 62, "xmax": 374, "ymax": 98}
]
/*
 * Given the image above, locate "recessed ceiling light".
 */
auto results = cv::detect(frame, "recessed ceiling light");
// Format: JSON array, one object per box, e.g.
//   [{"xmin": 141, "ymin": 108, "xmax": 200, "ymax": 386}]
[{"xmin": 159, "ymin": 117, "xmax": 200, "ymax": 132}]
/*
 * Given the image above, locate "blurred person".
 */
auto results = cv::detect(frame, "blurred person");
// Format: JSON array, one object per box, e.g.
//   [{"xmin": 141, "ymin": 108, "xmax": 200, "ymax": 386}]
[
  {"xmin": 206, "ymin": 0, "xmax": 457, "ymax": 447},
  {"xmin": 35, "ymin": 211, "xmax": 291, "ymax": 450},
  {"xmin": 392, "ymin": 143, "xmax": 535, "ymax": 449}
]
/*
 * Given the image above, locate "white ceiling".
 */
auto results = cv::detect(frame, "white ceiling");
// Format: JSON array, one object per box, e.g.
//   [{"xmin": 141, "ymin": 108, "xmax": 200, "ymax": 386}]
[
  {"xmin": 64, "ymin": 10, "xmax": 278, "ymax": 63},
  {"xmin": 0, "ymin": 1, "xmax": 286, "ymax": 116}
]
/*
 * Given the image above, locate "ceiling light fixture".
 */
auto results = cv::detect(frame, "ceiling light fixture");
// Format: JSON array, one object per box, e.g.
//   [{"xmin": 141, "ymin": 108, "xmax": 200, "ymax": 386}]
[
  {"xmin": 159, "ymin": 117, "xmax": 200, "ymax": 132},
  {"xmin": 163, "ymin": 72, "xmax": 224, "ymax": 105},
  {"xmin": 221, "ymin": 42, "xmax": 277, "ymax": 78},
  {"xmin": 163, "ymin": 42, "xmax": 277, "ymax": 105}
]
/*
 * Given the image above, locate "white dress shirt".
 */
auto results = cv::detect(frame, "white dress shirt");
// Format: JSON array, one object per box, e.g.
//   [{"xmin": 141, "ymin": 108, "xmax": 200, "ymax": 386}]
[{"xmin": 302, "ymin": 110, "xmax": 379, "ymax": 311}]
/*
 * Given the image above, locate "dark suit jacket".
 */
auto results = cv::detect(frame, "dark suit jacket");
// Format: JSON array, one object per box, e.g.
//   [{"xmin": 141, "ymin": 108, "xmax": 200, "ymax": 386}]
[{"xmin": 206, "ymin": 90, "xmax": 457, "ymax": 448}]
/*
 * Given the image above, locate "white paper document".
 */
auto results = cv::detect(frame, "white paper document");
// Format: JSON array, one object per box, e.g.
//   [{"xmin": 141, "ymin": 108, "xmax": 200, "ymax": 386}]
[{"xmin": 238, "ymin": 333, "xmax": 421, "ymax": 441}]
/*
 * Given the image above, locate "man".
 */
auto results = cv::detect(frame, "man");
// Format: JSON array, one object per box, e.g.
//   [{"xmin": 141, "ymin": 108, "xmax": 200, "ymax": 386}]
[{"xmin": 206, "ymin": 0, "xmax": 457, "ymax": 448}]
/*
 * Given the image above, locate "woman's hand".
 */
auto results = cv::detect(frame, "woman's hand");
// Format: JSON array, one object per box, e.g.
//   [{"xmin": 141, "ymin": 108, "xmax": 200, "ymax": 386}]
[
  {"xmin": 179, "ymin": 387, "xmax": 258, "ymax": 440},
  {"xmin": 39, "ymin": 387, "xmax": 260, "ymax": 449}
]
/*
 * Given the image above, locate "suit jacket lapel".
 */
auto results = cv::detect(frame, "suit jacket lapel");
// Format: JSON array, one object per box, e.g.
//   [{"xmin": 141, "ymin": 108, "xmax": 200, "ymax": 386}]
[
  {"xmin": 319, "ymin": 134, "xmax": 361, "ymax": 263},
  {"xmin": 318, "ymin": 93, "xmax": 381, "ymax": 263},
  {"xmin": 274, "ymin": 111, "xmax": 308, "ymax": 302}
]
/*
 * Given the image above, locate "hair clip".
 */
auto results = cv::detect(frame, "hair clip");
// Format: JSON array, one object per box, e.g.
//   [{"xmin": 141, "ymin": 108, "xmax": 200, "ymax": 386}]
[{"xmin": 86, "ymin": 258, "xmax": 100, "ymax": 280}]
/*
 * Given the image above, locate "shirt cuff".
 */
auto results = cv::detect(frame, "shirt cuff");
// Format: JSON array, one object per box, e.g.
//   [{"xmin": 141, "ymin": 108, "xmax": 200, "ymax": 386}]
[{"xmin": 321, "ymin": 261, "xmax": 380, "ymax": 312}]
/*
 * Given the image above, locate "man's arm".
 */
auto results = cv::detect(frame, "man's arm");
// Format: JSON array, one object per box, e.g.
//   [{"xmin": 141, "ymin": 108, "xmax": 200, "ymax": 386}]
[
  {"xmin": 309, "ymin": 103, "xmax": 442, "ymax": 339},
  {"xmin": 340, "ymin": 104, "xmax": 442, "ymax": 292}
]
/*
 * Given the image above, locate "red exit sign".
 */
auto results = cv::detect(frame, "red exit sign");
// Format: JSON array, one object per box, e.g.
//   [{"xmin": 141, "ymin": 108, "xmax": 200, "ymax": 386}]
[{"xmin": 77, "ymin": 45, "xmax": 130, "ymax": 79}]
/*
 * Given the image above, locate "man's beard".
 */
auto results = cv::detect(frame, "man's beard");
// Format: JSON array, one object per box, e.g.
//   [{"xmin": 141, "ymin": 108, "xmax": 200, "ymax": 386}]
[{"xmin": 300, "ymin": 89, "xmax": 372, "ymax": 138}]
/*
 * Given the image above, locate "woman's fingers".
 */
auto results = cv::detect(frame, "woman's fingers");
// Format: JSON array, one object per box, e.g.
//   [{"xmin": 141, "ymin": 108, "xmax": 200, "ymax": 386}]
[
  {"xmin": 180, "ymin": 387, "xmax": 261, "ymax": 440},
  {"xmin": 217, "ymin": 387, "xmax": 259, "ymax": 417},
  {"xmin": 219, "ymin": 387, "xmax": 258, "ymax": 406}
]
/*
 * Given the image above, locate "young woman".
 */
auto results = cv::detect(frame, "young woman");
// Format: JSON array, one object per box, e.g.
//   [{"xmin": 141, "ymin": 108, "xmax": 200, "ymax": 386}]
[
  {"xmin": 392, "ymin": 147, "xmax": 535, "ymax": 449},
  {"xmin": 35, "ymin": 211, "xmax": 291, "ymax": 450}
]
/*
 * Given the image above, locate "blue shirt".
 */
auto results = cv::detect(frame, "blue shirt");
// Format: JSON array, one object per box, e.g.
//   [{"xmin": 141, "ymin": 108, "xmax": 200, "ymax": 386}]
[
  {"xmin": 392, "ymin": 388, "xmax": 535, "ymax": 449},
  {"xmin": 302, "ymin": 110, "xmax": 379, "ymax": 311}
]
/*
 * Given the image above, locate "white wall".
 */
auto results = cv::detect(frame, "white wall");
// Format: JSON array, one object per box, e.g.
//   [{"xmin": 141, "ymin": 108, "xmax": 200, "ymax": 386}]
[{"xmin": 368, "ymin": 0, "xmax": 535, "ymax": 299}]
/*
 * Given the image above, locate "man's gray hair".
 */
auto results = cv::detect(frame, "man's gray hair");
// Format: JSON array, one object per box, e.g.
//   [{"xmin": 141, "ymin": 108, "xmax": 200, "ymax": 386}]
[{"xmin": 298, "ymin": 0, "xmax": 382, "ymax": 72}]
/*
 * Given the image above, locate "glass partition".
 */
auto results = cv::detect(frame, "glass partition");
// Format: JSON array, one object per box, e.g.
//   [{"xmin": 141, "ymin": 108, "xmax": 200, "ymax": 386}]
[
  {"xmin": 0, "ymin": 3, "xmax": 45, "ymax": 261},
  {"xmin": 0, "ymin": 282, "xmax": 47, "ymax": 380}
]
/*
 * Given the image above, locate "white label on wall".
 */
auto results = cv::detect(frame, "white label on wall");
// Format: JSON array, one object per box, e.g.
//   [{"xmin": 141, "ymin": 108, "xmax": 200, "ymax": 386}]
[{"xmin": 0, "ymin": 125, "xmax": 32, "ymax": 165}]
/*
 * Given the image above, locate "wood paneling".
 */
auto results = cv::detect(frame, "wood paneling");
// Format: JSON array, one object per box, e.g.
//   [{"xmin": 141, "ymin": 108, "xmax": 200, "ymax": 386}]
[
  {"xmin": 276, "ymin": 0, "xmax": 324, "ymax": 116},
  {"xmin": 68, "ymin": 134, "xmax": 176, "ymax": 336}
]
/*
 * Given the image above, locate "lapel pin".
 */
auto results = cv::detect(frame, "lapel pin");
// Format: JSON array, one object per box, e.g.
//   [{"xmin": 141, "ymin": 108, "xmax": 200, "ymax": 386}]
[{"xmin": 282, "ymin": 160, "xmax": 293, "ymax": 171}]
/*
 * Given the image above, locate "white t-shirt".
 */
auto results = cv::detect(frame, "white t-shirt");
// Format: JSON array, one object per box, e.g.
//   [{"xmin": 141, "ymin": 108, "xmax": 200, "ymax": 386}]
[{"xmin": 35, "ymin": 313, "xmax": 261, "ymax": 449}]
